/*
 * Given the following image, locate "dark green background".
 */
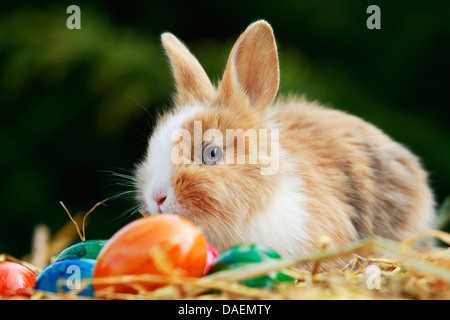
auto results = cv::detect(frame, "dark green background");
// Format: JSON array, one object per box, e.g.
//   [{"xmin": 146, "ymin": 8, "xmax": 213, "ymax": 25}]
[{"xmin": 1, "ymin": 1, "xmax": 449, "ymax": 257}]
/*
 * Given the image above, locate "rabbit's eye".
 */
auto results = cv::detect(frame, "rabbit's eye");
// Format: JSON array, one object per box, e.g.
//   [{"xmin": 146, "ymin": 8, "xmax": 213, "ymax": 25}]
[{"xmin": 202, "ymin": 146, "xmax": 223, "ymax": 165}]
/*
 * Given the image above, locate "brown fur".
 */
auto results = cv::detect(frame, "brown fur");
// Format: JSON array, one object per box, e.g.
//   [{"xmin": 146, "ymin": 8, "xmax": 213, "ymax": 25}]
[
  {"xmin": 272, "ymin": 98, "xmax": 435, "ymax": 248},
  {"xmin": 170, "ymin": 105, "xmax": 282, "ymax": 250}
]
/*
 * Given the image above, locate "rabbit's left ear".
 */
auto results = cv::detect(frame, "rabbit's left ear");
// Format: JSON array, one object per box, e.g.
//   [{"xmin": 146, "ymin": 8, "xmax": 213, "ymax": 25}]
[
  {"xmin": 215, "ymin": 20, "xmax": 279, "ymax": 111},
  {"xmin": 161, "ymin": 33, "xmax": 215, "ymax": 106}
]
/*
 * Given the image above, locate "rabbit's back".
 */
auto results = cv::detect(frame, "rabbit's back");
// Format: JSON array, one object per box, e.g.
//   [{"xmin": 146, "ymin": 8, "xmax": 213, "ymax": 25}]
[{"xmin": 272, "ymin": 97, "xmax": 436, "ymax": 248}]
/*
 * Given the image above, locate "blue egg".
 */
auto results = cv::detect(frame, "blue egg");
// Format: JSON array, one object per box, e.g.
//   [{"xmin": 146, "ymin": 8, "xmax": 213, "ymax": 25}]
[{"xmin": 34, "ymin": 258, "xmax": 96, "ymax": 297}]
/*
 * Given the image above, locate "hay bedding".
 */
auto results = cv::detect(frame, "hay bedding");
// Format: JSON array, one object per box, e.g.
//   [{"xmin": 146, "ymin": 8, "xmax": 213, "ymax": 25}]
[
  {"xmin": 1, "ymin": 229, "xmax": 449, "ymax": 300},
  {"xmin": 1, "ymin": 201, "xmax": 450, "ymax": 300}
]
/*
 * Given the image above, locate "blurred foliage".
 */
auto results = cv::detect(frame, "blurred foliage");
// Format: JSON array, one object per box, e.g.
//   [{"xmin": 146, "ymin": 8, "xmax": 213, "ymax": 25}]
[{"xmin": 0, "ymin": 1, "xmax": 449, "ymax": 257}]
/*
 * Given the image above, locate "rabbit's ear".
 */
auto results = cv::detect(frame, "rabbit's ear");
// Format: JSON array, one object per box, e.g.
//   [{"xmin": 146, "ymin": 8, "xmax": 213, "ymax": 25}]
[
  {"xmin": 215, "ymin": 20, "xmax": 279, "ymax": 111},
  {"xmin": 161, "ymin": 33, "xmax": 215, "ymax": 106}
]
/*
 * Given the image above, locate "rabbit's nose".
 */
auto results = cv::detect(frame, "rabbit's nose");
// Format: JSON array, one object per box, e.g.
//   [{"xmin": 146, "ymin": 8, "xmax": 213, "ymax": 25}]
[
  {"xmin": 156, "ymin": 195, "xmax": 167, "ymax": 206},
  {"xmin": 153, "ymin": 189, "xmax": 167, "ymax": 206}
]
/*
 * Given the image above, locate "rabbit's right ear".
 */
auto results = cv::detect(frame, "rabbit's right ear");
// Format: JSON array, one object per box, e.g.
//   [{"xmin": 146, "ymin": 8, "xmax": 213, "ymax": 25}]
[
  {"xmin": 214, "ymin": 20, "xmax": 279, "ymax": 112},
  {"xmin": 161, "ymin": 33, "xmax": 215, "ymax": 106}
]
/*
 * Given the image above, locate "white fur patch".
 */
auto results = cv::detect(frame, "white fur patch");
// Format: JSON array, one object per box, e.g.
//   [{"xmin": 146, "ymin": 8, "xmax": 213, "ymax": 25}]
[
  {"xmin": 143, "ymin": 105, "xmax": 206, "ymax": 214},
  {"xmin": 239, "ymin": 107, "xmax": 312, "ymax": 259},
  {"xmin": 244, "ymin": 149, "xmax": 311, "ymax": 259}
]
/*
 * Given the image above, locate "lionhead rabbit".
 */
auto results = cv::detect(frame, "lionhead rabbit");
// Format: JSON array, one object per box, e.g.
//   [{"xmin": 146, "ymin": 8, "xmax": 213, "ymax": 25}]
[{"xmin": 134, "ymin": 20, "xmax": 435, "ymax": 270}]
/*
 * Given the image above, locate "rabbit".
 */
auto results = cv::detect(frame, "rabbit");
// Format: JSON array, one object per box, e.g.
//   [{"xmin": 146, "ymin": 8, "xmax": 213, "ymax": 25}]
[{"xmin": 134, "ymin": 20, "xmax": 436, "ymax": 271}]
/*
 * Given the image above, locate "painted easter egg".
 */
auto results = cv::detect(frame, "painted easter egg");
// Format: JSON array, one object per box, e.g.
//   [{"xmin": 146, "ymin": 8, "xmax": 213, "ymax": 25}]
[
  {"xmin": 0, "ymin": 261, "xmax": 37, "ymax": 297},
  {"xmin": 34, "ymin": 258, "xmax": 96, "ymax": 297},
  {"xmin": 93, "ymin": 214, "xmax": 207, "ymax": 294},
  {"xmin": 203, "ymin": 242, "xmax": 219, "ymax": 275},
  {"xmin": 208, "ymin": 243, "xmax": 295, "ymax": 288},
  {"xmin": 53, "ymin": 240, "xmax": 108, "ymax": 263}
]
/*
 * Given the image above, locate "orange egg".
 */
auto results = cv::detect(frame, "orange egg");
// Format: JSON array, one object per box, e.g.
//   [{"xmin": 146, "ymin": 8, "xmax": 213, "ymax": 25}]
[{"xmin": 93, "ymin": 214, "xmax": 207, "ymax": 294}]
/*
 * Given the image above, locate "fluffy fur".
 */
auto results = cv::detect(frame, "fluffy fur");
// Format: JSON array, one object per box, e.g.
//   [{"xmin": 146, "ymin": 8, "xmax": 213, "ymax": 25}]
[{"xmin": 135, "ymin": 20, "xmax": 436, "ymax": 271}]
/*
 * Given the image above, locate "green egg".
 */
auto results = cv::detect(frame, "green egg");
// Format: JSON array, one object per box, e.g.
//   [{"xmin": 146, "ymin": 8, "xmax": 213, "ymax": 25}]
[
  {"xmin": 53, "ymin": 240, "xmax": 108, "ymax": 263},
  {"xmin": 209, "ymin": 243, "xmax": 295, "ymax": 288}
]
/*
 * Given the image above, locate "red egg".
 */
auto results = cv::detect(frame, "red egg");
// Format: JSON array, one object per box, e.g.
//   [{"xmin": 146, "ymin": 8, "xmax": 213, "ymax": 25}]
[
  {"xmin": 93, "ymin": 214, "xmax": 207, "ymax": 294},
  {"xmin": 203, "ymin": 242, "xmax": 219, "ymax": 275},
  {"xmin": 0, "ymin": 261, "xmax": 37, "ymax": 297}
]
